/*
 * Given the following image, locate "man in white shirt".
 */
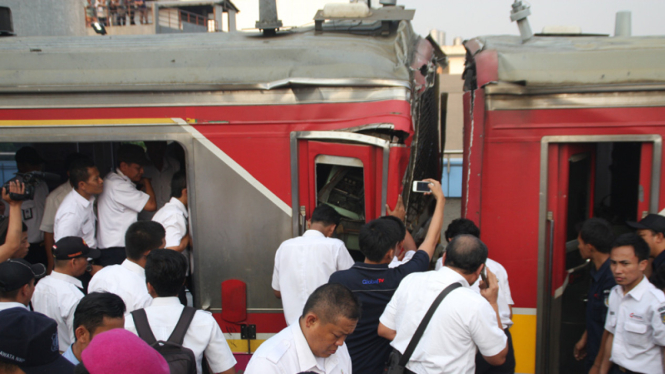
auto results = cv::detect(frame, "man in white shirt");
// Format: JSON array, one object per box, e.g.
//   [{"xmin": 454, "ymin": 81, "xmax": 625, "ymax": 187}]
[
  {"xmin": 62, "ymin": 292, "xmax": 126, "ymax": 366},
  {"xmin": 273, "ymin": 204, "xmax": 354, "ymax": 325},
  {"xmin": 139, "ymin": 141, "xmax": 180, "ymax": 221},
  {"xmin": 12, "ymin": 146, "xmax": 49, "ymax": 267},
  {"xmin": 0, "ymin": 258, "xmax": 45, "ymax": 311},
  {"xmin": 88, "ymin": 221, "xmax": 165, "ymax": 312},
  {"xmin": 97, "ymin": 144, "xmax": 157, "ymax": 266},
  {"xmin": 40, "ymin": 153, "xmax": 87, "ymax": 274},
  {"xmin": 434, "ymin": 218, "xmax": 516, "ymax": 374},
  {"xmin": 32, "ymin": 236, "xmax": 101, "ymax": 350},
  {"xmin": 126, "ymin": 249, "xmax": 237, "ymax": 374},
  {"xmin": 54, "ymin": 157, "xmax": 104, "ymax": 248},
  {"xmin": 598, "ymin": 233, "xmax": 665, "ymax": 374},
  {"xmin": 245, "ymin": 283, "xmax": 359, "ymax": 374},
  {"xmin": 152, "ymin": 171, "xmax": 189, "ymax": 253},
  {"xmin": 378, "ymin": 235, "xmax": 508, "ymax": 374}
]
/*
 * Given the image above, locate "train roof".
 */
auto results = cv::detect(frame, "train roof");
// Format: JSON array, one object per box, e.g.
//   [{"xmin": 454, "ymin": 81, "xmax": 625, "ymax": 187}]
[
  {"xmin": 465, "ymin": 35, "xmax": 665, "ymax": 91},
  {"xmin": 0, "ymin": 24, "xmax": 419, "ymax": 93}
]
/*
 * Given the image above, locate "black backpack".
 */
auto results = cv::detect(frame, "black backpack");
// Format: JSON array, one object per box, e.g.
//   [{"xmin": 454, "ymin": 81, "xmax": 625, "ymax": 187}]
[{"xmin": 131, "ymin": 306, "xmax": 197, "ymax": 374}]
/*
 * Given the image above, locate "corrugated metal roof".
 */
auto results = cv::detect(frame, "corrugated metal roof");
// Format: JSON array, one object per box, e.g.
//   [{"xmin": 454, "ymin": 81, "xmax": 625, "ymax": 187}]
[
  {"xmin": 469, "ymin": 35, "xmax": 665, "ymax": 87},
  {"xmin": 0, "ymin": 25, "xmax": 416, "ymax": 93}
]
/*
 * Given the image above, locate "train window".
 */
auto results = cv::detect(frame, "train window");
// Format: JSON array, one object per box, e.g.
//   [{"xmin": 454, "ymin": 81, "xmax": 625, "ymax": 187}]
[{"xmin": 314, "ymin": 155, "xmax": 365, "ymax": 261}]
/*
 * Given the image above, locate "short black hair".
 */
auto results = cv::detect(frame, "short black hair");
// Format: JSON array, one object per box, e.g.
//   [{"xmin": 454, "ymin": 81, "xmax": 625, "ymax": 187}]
[
  {"xmin": 579, "ymin": 218, "xmax": 614, "ymax": 254},
  {"xmin": 302, "ymin": 283, "xmax": 361, "ymax": 323},
  {"xmin": 170, "ymin": 171, "xmax": 187, "ymax": 198},
  {"xmin": 359, "ymin": 219, "xmax": 400, "ymax": 262},
  {"xmin": 73, "ymin": 292, "xmax": 125, "ymax": 339},
  {"xmin": 379, "ymin": 216, "xmax": 406, "ymax": 241},
  {"xmin": 145, "ymin": 249, "xmax": 187, "ymax": 297},
  {"xmin": 445, "ymin": 218, "xmax": 480, "ymax": 241},
  {"xmin": 65, "ymin": 153, "xmax": 90, "ymax": 172},
  {"xmin": 125, "ymin": 221, "xmax": 165, "ymax": 261},
  {"xmin": 444, "ymin": 234, "xmax": 488, "ymax": 274},
  {"xmin": 612, "ymin": 232, "xmax": 650, "ymax": 263},
  {"xmin": 69, "ymin": 157, "xmax": 96, "ymax": 190},
  {"xmin": 310, "ymin": 205, "xmax": 341, "ymax": 227}
]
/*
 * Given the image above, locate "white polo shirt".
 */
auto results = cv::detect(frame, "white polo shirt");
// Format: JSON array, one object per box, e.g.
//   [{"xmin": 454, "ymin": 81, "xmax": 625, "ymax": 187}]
[
  {"xmin": 604, "ymin": 276, "xmax": 665, "ymax": 374},
  {"xmin": 245, "ymin": 321, "xmax": 352, "ymax": 374},
  {"xmin": 379, "ymin": 267, "xmax": 507, "ymax": 374},
  {"xmin": 88, "ymin": 259, "xmax": 152, "ymax": 312},
  {"xmin": 31, "ymin": 271, "xmax": 84, "ymax": 350},
  {"xmin": 39, "ymin": 182, "xmax": 73, "ymax": 233},
  {"xmin": 54, "ymin": 189, "xmax": 97, "ymax": 248},
  {"xmin": 272, "ymin": 230, "xmax": 354, "ymax": 325},
  {"xmin": 152, "ymin": 197, "xmax": 188, "ymax": 248},
  {"xmin": 0, "ymin": 301, "xmax": 28, "ymax": 312},
  {"xmin": 138, "ymin": 156, "xmax": 179, "ymax": 221},
  {"xmin": 97, "ymin": 169, "xmax": 150, "ymax": 249},
  {"xmin": 125, "ymin": 297, "xmax": 236, "ymax": 374}
]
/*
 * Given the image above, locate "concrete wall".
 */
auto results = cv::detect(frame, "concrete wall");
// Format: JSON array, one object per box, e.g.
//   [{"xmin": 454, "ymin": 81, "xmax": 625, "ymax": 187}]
[{"xmin": 0, "ymin": 0, "xmax": 86, "ymax": 36}]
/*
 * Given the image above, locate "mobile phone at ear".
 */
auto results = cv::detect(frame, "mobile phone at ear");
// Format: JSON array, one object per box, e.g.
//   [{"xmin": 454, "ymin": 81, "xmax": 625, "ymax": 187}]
[
  {"xmin": 412, "ymin": 181, "xmax": 431, "ymax": 193},
  {"xmin": 480, "ymin": 264, "xmax": 489, "ymax": 287}
]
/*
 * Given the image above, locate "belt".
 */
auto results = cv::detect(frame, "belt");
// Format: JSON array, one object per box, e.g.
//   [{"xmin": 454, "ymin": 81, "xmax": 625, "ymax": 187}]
[{"xmin": 617, "ymin": 366, "xmax": 640, "ymax": 374}]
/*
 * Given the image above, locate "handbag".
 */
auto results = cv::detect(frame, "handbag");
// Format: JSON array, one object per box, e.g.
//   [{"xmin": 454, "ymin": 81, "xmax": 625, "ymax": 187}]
[{"xmin": 384, "ymin": 282, "xmax": 462, "ymax": 374}]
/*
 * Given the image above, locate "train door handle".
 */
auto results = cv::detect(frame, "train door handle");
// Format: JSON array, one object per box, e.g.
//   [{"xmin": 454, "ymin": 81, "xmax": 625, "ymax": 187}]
[{"xmin": 299, "ymin": 206, "xmax": 306, "ymax": 235}]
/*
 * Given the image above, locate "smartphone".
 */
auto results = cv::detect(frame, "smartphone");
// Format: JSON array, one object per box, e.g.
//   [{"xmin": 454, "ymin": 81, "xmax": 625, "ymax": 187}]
[
  {"xmin": 480, "ymin": 264, "xmax": 490, "ymax": 287},
  {"xmin": 412, "ymin": 181, "xmax": 431, "ymax": 193}
]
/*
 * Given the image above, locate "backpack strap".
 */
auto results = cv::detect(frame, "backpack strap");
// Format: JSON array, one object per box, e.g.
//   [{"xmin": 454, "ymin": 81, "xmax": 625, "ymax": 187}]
[
  {"xmin": 399, "ymin": 282, "xmax": 462, "ymax": 367},
  {"xmin": 131, "ymin": 309, "xmax": 157, "ymax": 345},
  {"xmin": 167, "ymin": 306, "xmax": 197, "ymax": 346}
]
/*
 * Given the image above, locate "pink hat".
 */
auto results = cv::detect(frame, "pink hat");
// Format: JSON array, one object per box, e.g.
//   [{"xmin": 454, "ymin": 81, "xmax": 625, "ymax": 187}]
[{"xmin": 81, "ymin": 329, "xmax": 169, "ymax": 374}]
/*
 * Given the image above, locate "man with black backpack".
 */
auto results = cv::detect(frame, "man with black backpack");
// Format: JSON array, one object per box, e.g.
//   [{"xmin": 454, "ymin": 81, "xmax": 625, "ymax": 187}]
[{"xmin": 125, "ymin": 249, "xmax": 237, "ymax": 374}]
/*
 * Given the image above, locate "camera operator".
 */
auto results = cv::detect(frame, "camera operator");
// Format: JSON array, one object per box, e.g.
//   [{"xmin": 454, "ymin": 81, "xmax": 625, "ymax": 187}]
[{"xmin": 0, "ymin": 181, "xmax": 27, "ymax": 262}]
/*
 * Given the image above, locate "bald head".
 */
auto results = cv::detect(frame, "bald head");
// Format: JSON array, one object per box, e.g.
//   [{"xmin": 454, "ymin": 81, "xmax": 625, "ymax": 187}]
[
  {"xmin": 302, "ymin": 283, "xmax": 361, "ymax": 324},
  {"xmin": 444, "ymin": 234, "xmax": 488, "ymax": 274}
]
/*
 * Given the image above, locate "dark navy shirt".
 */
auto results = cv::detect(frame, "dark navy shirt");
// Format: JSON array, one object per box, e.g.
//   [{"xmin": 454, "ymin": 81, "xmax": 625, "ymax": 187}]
[
  {"xmin": 328, "ymin": 250, "xmax": 429, "ymax": 374},
  {"xmin": 653, "ymin": 250, "xmax": 665, "ymax": 273},
  {"xmin": 585, "ymin": 258, "xmax": 615, "ymax": 369}
]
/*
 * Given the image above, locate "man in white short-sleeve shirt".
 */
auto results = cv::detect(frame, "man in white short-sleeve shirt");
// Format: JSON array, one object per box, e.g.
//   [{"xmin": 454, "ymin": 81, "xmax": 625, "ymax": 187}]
[
  {"xmin": 32, "ymin": 237, "xmax": 100, "ymax": 350},
  {"xmin": 97, "ymin": 144, "xmax": 156, "ymax": 266},
  {"xmin": 126, "ymin": 249, "xmax": 236, "ymax": 374},
  {"xmin": 89, "ymin": 221, "xmax": 165, "ymax": 312},
  {"xmin": 152, "ymin": 171, "xmax": 189, "ymax": 253},
  {"xmin": 54, "ymin": 158, "xmax": 104, "ymax": 248},
  {"xmin": 599, "ymin": 233, "xmax": 665, "ymax": 374},
  {"xmin": 272, "ymin": 204, "xmax": 354, "ymax": 326},
  {"xmin": 245, "ymin": 283, "xmax": 359, "ymax": 374},
  {"xmin": 378, "ymin": 235, "xmax": 508, "ymax": 374}
]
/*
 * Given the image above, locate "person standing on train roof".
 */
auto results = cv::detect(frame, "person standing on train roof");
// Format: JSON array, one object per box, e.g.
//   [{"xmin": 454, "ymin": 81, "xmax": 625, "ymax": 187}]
[
  {"xmin": 96, "ymin": 144, "xmax": 157, "ymax": 266},
  {"xmin": 40, "ymin": 153, "xmax": 88, "ymax": 274},
  {"xmin": 328, "ymin": 179, "xmax": 444, "ymax": 374},
  {"xmin": 9, "ymin": 146, "xmax": 49, "ymax": 268},
  {"xmin": 627, "ymin": 213, "xmax": 665, "ymax": 275},
  {"xmin": 573, "ymin": 218, "xmax": 616, "ymax": 373},
  {"xmin": 139, "ymin": 141, "xmax": 180, "ymax": 221},
  {"xmin": 272, "ymin": 204, "xmax": 355, "ymax": 326},
  {"xmin": 598, "ymin": 233, "xmax": 665, "ymax": 374},
  {"xmin": 434, "ymin": 218, "xmax": 516, "ymax": 374}
]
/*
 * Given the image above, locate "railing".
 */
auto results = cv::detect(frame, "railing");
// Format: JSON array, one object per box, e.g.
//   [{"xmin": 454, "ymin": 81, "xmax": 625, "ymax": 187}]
[
  {"xmin": 159, "ymin": 7, "xmax": 211, "ymax": 31},
  {"xmin": 85, "ymin": 4, "xmax": 154, "ymax": 28}
]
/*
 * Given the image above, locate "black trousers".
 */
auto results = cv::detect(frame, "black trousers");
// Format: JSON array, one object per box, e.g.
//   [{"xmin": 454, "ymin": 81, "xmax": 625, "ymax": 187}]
[
  {"xmin": 609, "ymin": 364, "xmax": 642, "ymax": 374},
  {"xmin": 475, "ymin": 328, "xmax": 516, "ymax": 374}
]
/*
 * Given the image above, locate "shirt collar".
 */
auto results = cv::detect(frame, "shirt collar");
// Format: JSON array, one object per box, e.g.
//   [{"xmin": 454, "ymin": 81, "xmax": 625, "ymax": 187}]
[
  {"xmin": 590, "ymin": 258, "xmax": 612, "ymax": 282},
  {"xmin": 50, "ymin": 270, "xmax": 84, "ymax": 289},
  {"xmin": 438, "ymin": 266, "xmax": 471, "ymax": 287},
  {"xmin": 72, "ymin": 189, "xmax": 94, "ymax": 207},
  {"xmin": 167, "ymin": 197, "xmax": 188, "ymax": 218},
  {"xmin": 623, "ymin": 275, "xmax": 649, "ymax": 301},
  {"xmin": 121, "ymin": 259, "xmax": 145, "ymax": 279},
  {"xmin": 292, "ymin": 322, "xmax": 340, "ymax": 373},
  {"xmin": 0, "ymin": 301, "xmax": 29, "ymax": 310},
  {"xmin": 149, "ymin": 297, "xmax": 181, "ymax": 307},
  {"xmin": 115, "ymin": 168, "xmax": 132, "ymax": 183},
  {"xmin": 303, "ymin": 230, "xmax": 325, "ymax": 238}
]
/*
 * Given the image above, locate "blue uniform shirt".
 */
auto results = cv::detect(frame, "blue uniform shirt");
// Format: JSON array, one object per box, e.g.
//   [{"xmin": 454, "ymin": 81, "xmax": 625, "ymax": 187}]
[
  {"xmin": 328, "ymin": 250, "xmax": 429, "ymax": 374},
  {"xmin": 585, "ymin": 258, "xmax": 615, "ymax": 369}
]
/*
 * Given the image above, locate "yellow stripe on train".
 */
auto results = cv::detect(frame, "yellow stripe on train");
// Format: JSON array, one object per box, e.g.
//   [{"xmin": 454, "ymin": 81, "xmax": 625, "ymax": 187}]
[{"xmin": 512, "ymin": 308, "xmax": 537, "ymax": 374}]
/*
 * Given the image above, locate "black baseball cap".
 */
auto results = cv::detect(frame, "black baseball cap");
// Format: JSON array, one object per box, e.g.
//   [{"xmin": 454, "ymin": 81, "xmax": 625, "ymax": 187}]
[
  {"xmin": 0, "ymin": 308, "xmax": 75, "ymax": 374},
  {"xmin": 52, "ymin": 236, "xmax": 101, "ymax": 260},
  {"xmin": 15, "ymin": 146, "xmax": 45, "ymax": 166},
  {"xmin": 0, "ymin": 259, "xmax": 46, "ymax": 292},
  {"xmin": 626, "ymin": 214, "xmax": 665, "ymax": 234},
  {"xmin": 117, "ymin": 144, "xmax": 149, "ymax": 166}
]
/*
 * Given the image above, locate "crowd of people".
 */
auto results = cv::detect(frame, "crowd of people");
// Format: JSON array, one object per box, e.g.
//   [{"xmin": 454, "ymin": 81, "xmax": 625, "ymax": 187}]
[
  {"xmin": 85, "ymin": 0, "xmax": 150, "ymax": 27},
  {"xmin": 1, "ymin": 142, "xmax": 665, "ymax": 374}
]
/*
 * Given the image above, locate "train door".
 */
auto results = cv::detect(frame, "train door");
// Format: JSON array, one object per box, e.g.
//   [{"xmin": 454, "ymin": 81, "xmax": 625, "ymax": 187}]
[
  {"xmin": 539, "ymin": 136, "xmax": 662, "ymax": 373},
  {"xmin": 290, "ymin": 131, "xmax": 390, "ymax": 261}
]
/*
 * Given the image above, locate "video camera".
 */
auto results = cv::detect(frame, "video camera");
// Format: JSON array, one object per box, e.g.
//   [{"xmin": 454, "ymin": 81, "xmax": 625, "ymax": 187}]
[{"xmin": 2, "ymin": 172, "xmax": 60, "ymax": 201}]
